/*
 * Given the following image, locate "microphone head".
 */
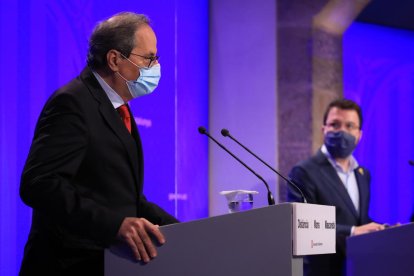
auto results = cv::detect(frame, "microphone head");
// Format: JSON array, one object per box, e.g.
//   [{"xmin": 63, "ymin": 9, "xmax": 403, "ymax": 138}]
[
  {"xmin": 198, "ymin": 126, "xmax": 207, "ymax": 134},
  {"xmin": 409, "ymin": 160, "xmax": 414, "ymax": 166},
  {"xmin": 221, "ymin": 128, "xmax": 230, "ymax": 137}
]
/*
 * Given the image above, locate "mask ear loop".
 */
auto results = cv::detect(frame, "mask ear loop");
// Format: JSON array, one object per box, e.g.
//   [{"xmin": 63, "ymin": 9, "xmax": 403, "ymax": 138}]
[
  {"xmin": 116, "ymin": 71, "xmax": 128, "ymax": 82},
  {"xmin": 113, "ymin": 51, "xmax": 129, "ymax": 82},
  {"xmin": 116, "ymin": 51, "xmax": 141, "ymax": 83},
  {"xmin": 119, "ymin": 52, "xmax": 141, "ymax": 68}
]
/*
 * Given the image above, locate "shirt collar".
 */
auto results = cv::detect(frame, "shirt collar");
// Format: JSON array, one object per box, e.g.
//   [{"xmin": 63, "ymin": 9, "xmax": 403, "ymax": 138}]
[
  {"xmin": 92, "ymin": 71, "xmax": 125, "ymax": 109},
  {"xmin": 321, "ymin": 144, "xmax": 359, "ymax": 173}
]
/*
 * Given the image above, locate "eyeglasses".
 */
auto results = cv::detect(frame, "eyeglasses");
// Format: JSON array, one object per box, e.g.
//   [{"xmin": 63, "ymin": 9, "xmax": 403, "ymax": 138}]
[
  {"xmin": 129, "ymin": 52, "xmax": 159, "ymax": 68},
  {"xmin": 325, "ymin": 121, "xmax": 360, "ymax": 131}
]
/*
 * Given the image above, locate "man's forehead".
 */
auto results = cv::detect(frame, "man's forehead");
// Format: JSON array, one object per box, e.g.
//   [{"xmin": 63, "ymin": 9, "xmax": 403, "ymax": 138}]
[
  {"xmin": 327, "ymin": 107, "xmax": 359, "ymax": 121},
  {"xmin": 134, "ymin": 25, "xmax": 157, "ymax": 52},
  {"xmin": 135, "ymin": 25, "xmax": 156, "ymax": 40}
]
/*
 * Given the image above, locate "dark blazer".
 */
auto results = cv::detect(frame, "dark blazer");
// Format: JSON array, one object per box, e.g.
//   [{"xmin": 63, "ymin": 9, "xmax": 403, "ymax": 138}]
[
  {"xmin": 19, "ymin": 67, "xmax": 177, "ymax": 274},
  {"xmin": 288, "ymin": 149, "xmax": 372, "ymax": 276}
]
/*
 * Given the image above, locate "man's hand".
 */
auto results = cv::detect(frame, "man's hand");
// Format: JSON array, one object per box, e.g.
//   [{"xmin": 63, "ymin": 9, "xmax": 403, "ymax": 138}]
[
  {"xmin": 117, "ymin": 217, "xmax": 165, "ymax": 263},
  {"xmin": 353, "ymin": 222, "xmax": 385, "ymax": 236}
]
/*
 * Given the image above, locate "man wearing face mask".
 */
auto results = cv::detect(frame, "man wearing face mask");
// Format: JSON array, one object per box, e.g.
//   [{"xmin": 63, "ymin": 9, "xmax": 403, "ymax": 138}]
[
  {"xmin": 287, "ymin": 98, "xmax": 385, "ymax": 276},
  {"xmin": 19, "ymin": 12, "xmax": 178, "ymax": 275}
]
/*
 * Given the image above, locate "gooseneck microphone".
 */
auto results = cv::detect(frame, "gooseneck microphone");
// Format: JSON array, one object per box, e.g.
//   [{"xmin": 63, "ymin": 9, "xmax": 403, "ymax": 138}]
[
  {"xmin": 221, "ymin": 128, "xmax": 308, "ymax": 203},
  {"xmin": 198, "ymin": 126, "xmax": 275, "ymax": 206}
]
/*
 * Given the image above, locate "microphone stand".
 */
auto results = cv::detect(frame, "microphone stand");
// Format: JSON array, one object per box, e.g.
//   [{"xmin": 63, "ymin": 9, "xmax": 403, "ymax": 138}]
[
  {"xmin": 199, "ymin": 127, "xmax": 275, "ymax": 206},
  {"xmin": 221, "ymin": 128, "xmax": 307, "ymax": 203}
]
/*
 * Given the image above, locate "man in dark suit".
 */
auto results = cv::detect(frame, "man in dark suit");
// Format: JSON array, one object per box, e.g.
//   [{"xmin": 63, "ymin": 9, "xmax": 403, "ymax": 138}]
[
  {"xmin": 19, "ymin": 12, "xmax": 178, "ymax": 275},
  {"xmin": 288, "ymin": 99, "xmax": 385, "ymax": 276}
]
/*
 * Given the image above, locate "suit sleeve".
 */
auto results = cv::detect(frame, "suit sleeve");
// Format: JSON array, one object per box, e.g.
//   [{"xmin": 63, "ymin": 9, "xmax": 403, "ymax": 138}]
[
  {"xmin": 20, "ymin": 92, "xmax": 124, "ymax": 246},
  {"xmin": 138, "ymin": 195, "xmax": 179, "ymax": 225}
]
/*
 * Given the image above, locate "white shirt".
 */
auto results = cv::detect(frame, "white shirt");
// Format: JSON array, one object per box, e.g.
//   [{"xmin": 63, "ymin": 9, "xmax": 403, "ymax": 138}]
[{"xmin": 321, "ymin": 144, "xmax": 360, "ymax": 213}]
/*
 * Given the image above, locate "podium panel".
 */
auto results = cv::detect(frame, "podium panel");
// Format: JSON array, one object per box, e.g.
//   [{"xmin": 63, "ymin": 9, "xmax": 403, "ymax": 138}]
[
  {"xmin": 105, "ymin": 203, "xmax": 335, "ymax": 276},
  {"xmin": 347, "ymin": 223, "xmax": 414, "ymax": 276}
]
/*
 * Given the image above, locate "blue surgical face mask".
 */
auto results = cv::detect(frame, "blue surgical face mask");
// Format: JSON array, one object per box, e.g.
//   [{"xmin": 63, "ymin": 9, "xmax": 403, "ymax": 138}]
[
  {"xmin": 324, "ymin": 131, "xmax": 356, "ymax": 159},
  {"xmin": 117, "ymin": 58, "xmax": 161, "ymax": 98}
]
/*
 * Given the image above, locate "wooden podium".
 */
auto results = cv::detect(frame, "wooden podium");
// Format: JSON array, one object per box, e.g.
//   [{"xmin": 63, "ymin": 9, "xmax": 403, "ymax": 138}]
[
  {"xmin": 105, "ymin": 203, "xmax": 335, "ymax": 276},
  {"xmin": 347, "ymin": 222, "xmax": 414, "ymax": 276}
]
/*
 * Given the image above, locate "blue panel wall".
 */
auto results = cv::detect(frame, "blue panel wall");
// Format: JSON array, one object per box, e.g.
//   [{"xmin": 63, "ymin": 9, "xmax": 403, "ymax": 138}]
[
  {"xmin": 344, "ymin": 22, "xmax": 414, "ymax": 224},
  {"xmin": 209, "ymin": 0, "xmax": 277, "ymax": 216},
  {"xmin": 0, "ymin": 0, "xmax": 208, "ymax": 274}
]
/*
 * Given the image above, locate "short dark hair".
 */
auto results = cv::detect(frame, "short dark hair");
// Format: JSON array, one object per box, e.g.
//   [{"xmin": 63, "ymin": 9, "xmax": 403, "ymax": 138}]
[
  {"xmin": 87, "ymin": 12, "xmax": 150, "ymax": 70},
  {"xmin": 323, "ymin": 98, "xmax": 363, "ymax": 129}
]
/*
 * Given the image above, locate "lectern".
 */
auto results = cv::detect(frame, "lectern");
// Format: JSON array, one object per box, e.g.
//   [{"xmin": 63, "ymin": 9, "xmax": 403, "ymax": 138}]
[
  {"xmin": 347, "ymin": 222, "xmax": 414, "ymax": 276},
  {"xmin": 105, "ymin": 203, "xmax": 335, "ymax": 276}
]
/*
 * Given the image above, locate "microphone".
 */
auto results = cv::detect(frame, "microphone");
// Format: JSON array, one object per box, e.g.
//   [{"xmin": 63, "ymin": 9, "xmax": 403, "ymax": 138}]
[
  {"xmin": 409, "ymin": 160, "xmax": 414, "ymax": 166},
  {"xmin": 198, "ymin": 126, "xmax": 275, "ymax": 206},
  {"xmin": 221, "ymin": 128, "xmax": 308, "ymax": 203}
]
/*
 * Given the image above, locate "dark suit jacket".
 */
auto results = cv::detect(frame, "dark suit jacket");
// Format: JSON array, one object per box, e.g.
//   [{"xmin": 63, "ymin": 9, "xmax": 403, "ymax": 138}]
[
  {"xmin": 288, "ymin": 149, "xmax": 372, "ymax": 276},
  {"xmin": 19, "ymin": 67, "xmax": 178, "ymax": 274}
]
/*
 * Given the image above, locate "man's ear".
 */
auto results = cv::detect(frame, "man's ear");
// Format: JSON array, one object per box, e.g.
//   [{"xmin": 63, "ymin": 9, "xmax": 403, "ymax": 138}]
[{"xmin": 107, "ymin": 50, "xmax": 121, "ymax": 72}]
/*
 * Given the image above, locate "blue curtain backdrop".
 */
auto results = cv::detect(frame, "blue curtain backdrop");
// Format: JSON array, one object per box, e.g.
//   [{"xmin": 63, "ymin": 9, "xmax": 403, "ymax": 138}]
[
  {"xmin": 0, "ymin": 0, "xmax": 208, "ymax": 274},
  {"xmin": 2, "ymin": 2, "xmax": 414, "ymax": 275},
  {"xmin": 344, "ymin": 22, "xmax": 414, "ymax": 224}
]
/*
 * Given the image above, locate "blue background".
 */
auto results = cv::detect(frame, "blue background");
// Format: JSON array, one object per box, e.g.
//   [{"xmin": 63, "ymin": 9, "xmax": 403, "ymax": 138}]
[
  {"xmin": 1, "ymin": 1, "xmax": 414, "ymax": 275},
  {"xmin": 344, "ymin": 22, "xmax": 414, "ymax": 224},
  {"xmin": 0, "ymin": 1, "xmax": 208, "ymax": 274}
]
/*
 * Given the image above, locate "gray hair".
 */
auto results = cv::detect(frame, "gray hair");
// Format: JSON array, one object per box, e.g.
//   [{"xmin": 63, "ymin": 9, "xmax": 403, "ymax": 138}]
[{"xmin": 87, "ymin": 12, "xmax": 150, "ymax": 70}]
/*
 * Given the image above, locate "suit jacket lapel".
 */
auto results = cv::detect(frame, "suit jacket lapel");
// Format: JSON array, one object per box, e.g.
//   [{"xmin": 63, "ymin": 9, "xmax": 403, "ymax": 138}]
[
  {"xmin": 128, "ymin": 105, "xmax": 144, "ymax": 191},
  {"xmin": 80, "ymin": 68, "xmax": 140, "ymax": 191},
  {"xmin": 355, "ymin": 167, "xmax": 369, "ymax": 220},
  {"xmin": 315, "ymin": 151, "xmax": 360, "ymax": 219}
]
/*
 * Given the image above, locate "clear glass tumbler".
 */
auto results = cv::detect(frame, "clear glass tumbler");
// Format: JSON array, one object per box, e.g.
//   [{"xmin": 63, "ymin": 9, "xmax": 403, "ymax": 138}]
[{"xmin": 220, "ymin": 190, "xmax": 258, "ymax": 213}]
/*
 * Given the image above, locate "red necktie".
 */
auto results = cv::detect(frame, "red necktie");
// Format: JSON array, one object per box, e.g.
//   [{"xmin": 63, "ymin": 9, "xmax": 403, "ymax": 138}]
[{"xmin": 117, "ymin": 104, "xmax": 131, "ymax": 133}]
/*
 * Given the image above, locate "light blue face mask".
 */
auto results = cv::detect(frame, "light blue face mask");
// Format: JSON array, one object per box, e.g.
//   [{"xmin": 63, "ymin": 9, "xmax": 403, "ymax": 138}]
[{"xmin": 118, "ymin": 58, "xmax": 161, "ymax": 98}]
